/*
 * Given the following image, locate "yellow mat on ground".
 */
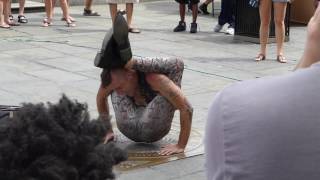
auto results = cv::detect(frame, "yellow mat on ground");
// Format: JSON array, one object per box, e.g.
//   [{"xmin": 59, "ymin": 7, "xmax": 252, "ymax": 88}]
[{"xmin": 114, "ymin": 123, "xmax": 204, "ymax": 171}]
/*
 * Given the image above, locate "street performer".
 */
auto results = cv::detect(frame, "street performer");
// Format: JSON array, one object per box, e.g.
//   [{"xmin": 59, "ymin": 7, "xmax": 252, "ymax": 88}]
[{"xmin": 94, "ymin": 12, "xmax": 193, "ymax": 156}]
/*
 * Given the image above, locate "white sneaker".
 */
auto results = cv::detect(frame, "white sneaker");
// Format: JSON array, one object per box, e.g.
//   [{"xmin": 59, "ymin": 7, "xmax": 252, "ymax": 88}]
[
  {"xmin": 225, "ymin": 27, "xmax": 235, "ymax": 35},
  {"xmin": 214, "ymin": 24, "xmax": 223, "ymax": 32}
]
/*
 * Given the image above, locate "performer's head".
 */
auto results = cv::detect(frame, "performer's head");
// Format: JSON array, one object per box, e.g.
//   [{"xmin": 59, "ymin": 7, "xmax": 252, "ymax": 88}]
[{"xmin": 101, "ymin": 68, "xmax": 138, "ymax": 96}]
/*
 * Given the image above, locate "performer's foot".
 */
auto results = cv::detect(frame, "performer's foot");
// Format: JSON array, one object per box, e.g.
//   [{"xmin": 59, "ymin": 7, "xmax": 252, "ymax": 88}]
[
  {"xmin": 94, "ymin": 29, "xmax": 121, "ymax": 68},
  {"xmin": 113, "ymin": 12, "xmax": 132, "ymax": 67}
]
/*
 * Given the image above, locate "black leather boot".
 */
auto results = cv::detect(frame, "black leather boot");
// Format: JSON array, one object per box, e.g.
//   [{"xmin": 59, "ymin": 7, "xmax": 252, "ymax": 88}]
[
  {"xmin": 94, "ymin": 29, "xmax": 122, "ymax": 69},
  {"xmin": 113, "ymin": 12, "xmax": 132, "ymax": 66}
]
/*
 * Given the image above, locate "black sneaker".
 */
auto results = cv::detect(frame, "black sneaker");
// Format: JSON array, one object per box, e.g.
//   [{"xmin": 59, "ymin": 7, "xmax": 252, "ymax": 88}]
[
  {"xmin": 173, "ymin": 21, "xmax": 186, "ymax": 32},
  {"xmin": 199, "ymin": 3, "xmax": 210, "ymax": 15},
  {"xmin": 190, "ymin": 22, "xmax": 197, "ymax": 33}
]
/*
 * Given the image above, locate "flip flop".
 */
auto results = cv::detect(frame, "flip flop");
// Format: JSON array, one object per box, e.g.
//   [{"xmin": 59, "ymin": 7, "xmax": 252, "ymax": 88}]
[
  {"xmin": 0, "ymin": 25, "xmax": 10, "ymax": 29},
  {"xmin": 277, "ymin": 55, "xmax": 287, "ymax": 63},
  {"xmin": 42, "ymin": 18, "xmax": 52, "ymax": 27}
]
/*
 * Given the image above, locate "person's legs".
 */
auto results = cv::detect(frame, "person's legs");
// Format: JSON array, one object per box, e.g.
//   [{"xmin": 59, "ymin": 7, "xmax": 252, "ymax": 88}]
[
  {"xmin": 125, "ymin": 3, "xmax": 139, "ymax": 33},
  {"xmin": 42, "ymin": 0, "xmax": 52, "ymax": 26},
  {"xmin": 224, "ymin": 0, "xmax": 235, "ymax": 35},
  {"xmin": 111, "ymin": 92, "xmax": 143, "ymax": 142},
  {"xmin": 109, "ymin": 3, "xmax": 117, "ymax": 23},
  {"xmin": 43, "ymin": 0, "xmax": 53, "ymax": 26},
  {"xmin": 139, "ymin": 95, "xmax": 175, "ymax": 142},
  {"xmin": 214, "ymin": 0, "xmax": 229, "ymax": 32},
  {"xmin": 273, "ymin": 2, "xmax": 287, "ymax": 63},
  {"xmin": 131, "ymin": 57, "xmax": 184, "ymax": 86},
  {"xmin": 256, "ymin": 0, "xmax": 272, "ymax": 61},
  {"xmin": 18, "ymin": 0, "xmax": 25, "ymax": 15},
  {"xmin": 84, "ymin": 0, "xmax": 92, "ymax": 10},
  {"xmin": 60, "ymin": 0, "xmax": 75, "ymax": 26},
  {"xmin": 0, "ymin": 0, "xmax": 10, "ymax": 28},
  {"xmin": 111, "ymin": 92, "xmax": 175, "ymax": 142},
  {"xmin": 190, "ymin": 0, "xmax": 199, "ymax": 33},
  {"xmin": 173, "ymin": 3, "xmax": 186, "ymax": 32}
]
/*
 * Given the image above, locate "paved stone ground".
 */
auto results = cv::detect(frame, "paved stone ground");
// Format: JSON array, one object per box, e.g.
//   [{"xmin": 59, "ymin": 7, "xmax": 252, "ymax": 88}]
[{"xmin": 0, "ymin": 1, "xmax": 308, "ymax": 179}]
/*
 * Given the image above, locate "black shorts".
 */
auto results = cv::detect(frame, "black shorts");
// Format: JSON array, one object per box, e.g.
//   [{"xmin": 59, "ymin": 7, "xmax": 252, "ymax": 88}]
[{"xmin": 175, "ymin": 0, "xmax": 199, "ymax": 5}]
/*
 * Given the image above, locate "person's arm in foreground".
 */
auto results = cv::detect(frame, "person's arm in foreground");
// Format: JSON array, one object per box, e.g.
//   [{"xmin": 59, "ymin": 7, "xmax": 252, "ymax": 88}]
[
  {"xmin": 295, "ymin": 1, "xmax": 320, "ymax": 69},
  {"xmin": 147, "ymin": 73, "xmax": 193, "ymax": 156}
]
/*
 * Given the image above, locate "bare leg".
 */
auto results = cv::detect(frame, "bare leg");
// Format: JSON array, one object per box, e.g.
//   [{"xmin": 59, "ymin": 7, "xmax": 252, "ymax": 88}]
[
  {"xmin": 109, "ymin": 3, "xmax": 117, "ymax": 23},
  {"xmin": 273, "ymin": 2, "xmax": 287, "ymax": 58},
  {"xmin": 18, "ymin": 0, "xmax": 25, "ymax": 15},
  {"xmin": 4, "ymin": 0, "xmax": 10, "ymax": 24},
  {"xmin": 60, "ymin": 0, "xmax": 75, "ymax": 26},
  {"xmin": 0, "ymin": 0, "xmax": 9, "ymax": 27},
  {"xmin": 84, "ymin": 0, "xmax": 92, "ymax": 10},
  {"xmin": 179, "ymin": 3, "xmax": 185, "ymax": 22},
  {"xmin": 126, "ymin": 3, "xmax": 133, "ymax": 28},
  {"xmin": 130, "ymin": 57, "xmax": 184, "ymax": 86},
  {"xmin": 192, "ymin": 3, "xmax": 198, "ymax": 23},
  {"xmin": 258, "ymin": 0, "xmax": 272, "ymax": 57},
  {"xmin": 44, "ymin": 0, "xmax": 53, "ymax": 21}
]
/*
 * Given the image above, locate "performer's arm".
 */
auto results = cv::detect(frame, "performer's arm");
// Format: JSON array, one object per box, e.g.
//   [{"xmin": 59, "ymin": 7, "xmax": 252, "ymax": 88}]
[
  {"xmin": 96, "ymin": 83, "xmax": 115, "ymax": 143},
  {"xmin": 146, "ymin": 73, "xmax": 193, "ymax": 156}
]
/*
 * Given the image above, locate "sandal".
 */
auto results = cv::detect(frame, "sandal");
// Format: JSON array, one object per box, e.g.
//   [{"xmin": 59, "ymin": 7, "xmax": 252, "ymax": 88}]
[
  {"xmin": 0, "ymin": 24, "xmax": 10, "ymax": 29},
  {"xmin": 129, "ymin": 27, "xmax": 141, "ymax": 33},
  {"xmin": 18, "ymin": 15, "xmax": 28, "ymax": 23},
  {"xmin": 8, "ymin": 20, "xmax": 20, "ymax": 26},
  {"xmin": 42, "ymin": 18, "xmax": 52, "ymax": 27},
  {"xmin": 277, "ymin": 54, "xmax": 287, "ymax": 63},
  {"xmin": 66, "ymin": 19, "xmax": 76, "ymax": 27},
  {"xmin": 83, "ymin": 8, "xmax": 100, "ymax": 16},
  {"xmin": 61, "ymin": 16, "xmax": 76, "ymax": 22},
  {"xmin": 255, "ymin": 53, "xmax": 266, "ymax": 61}
]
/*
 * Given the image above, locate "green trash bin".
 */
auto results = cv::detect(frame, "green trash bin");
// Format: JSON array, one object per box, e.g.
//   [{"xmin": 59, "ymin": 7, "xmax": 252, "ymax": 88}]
[{"xmin": 234, "ymin": 0, "xmax": 291, "ymax": 43}]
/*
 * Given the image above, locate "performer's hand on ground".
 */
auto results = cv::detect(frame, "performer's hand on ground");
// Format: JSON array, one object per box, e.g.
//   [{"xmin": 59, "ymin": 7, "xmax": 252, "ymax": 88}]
[
  {"xmin": 103, "ymin": 130, "xmax": 115, "ymax": 144},
  {"xmin": 159, "ymin": 144, "xmax": 184, "ymax": 156}
]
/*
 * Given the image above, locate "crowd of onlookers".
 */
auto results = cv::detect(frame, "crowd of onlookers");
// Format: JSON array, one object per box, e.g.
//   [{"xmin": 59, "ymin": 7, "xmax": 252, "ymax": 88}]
[{"xmin": 0, "ymin": 0, "xmax": 293, "ymax": 63}]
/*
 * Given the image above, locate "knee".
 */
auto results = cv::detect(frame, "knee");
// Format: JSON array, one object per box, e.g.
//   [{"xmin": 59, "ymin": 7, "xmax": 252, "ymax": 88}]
[
  {"xmin": 260, "ymin": 18, "xmax": 270, "ymax": 28},
  {"xmin": 274, "ymin": 18, "xmax": 285, "ymax": 28}
]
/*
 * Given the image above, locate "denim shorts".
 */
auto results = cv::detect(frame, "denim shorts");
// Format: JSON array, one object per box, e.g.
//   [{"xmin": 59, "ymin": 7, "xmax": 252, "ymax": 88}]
[{"xmin": 272, "ymin": 0, "xmax": 290, "ymax": 3}]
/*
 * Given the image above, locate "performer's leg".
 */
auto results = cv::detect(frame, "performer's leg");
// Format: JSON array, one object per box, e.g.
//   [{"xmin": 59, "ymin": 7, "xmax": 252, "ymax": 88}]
[
  {"xmin": 131, "ymin": 57, "xmax": 184, "ymax": 86},
  {"xmin": 138, "ymin": 95, "xmax": 175, "ymax": 142},
  {"xmin": 111, "ymin": 92, "xmax": 176, "ymax": 143},
  {"xmin": 111, "ymin": 92, "xmax": 144, "ymax": 141}
]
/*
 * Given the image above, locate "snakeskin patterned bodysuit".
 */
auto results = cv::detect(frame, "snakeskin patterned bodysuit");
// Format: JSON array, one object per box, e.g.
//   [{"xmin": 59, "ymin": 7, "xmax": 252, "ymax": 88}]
[{"xmin": 110, "ymin": 57, "xmax": 184, "ymax": 142}]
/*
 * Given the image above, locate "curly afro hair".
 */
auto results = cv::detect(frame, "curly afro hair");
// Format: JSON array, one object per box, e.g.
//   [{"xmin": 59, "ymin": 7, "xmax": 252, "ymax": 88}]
[{"xmin": 0, "ymin": 95, "xmax": 127, "ymax": 180}]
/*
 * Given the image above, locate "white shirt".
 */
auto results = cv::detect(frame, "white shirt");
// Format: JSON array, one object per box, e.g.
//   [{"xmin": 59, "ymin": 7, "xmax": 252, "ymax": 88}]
[{"xmin": 205, "ymin": 63, "xmax": 320, "ymax": 180}]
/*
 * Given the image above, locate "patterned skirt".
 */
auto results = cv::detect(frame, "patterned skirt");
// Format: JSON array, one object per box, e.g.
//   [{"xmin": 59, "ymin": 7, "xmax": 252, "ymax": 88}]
[{"xmin": 106, "ymin": 0, "xmax": 139, "ymax": 4}]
